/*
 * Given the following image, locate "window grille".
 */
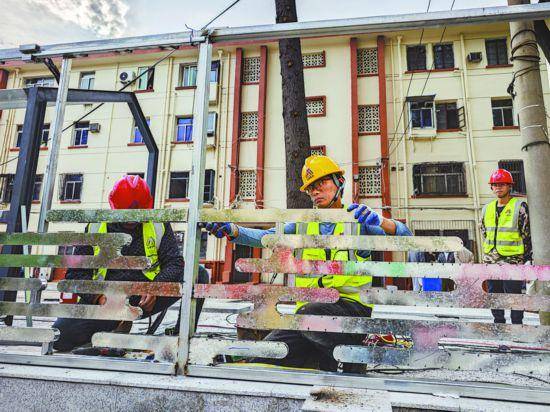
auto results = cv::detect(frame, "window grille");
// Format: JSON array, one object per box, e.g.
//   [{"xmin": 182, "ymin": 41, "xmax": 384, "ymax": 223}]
[
  {"xmin": 306, "ymin": 97, "xmax": 325, "ymax": 117},
  {"xmin": 240, "ymin": 112, "xmax": 258, "ymax": 139},
  {"xmin": 60, "ymin": 174, "xmax": 83, "ymax": 201},
  {"xmin": 238, "ymin": 170, "xmax": 256, "ymax": 199},
  {"xmin": 357, "ymin": 48, "xmax": 378, "ymax": 75},
  {"xmin": 242, "ymin": 57, "xmax": 261, "ymax": 83},
  {"xmin": 413, "ymin": 162, "xmax": 466, "ymax": 196},
  {"xmin": 358, "ymin": 166, "xmax": 381, "ymax": 196},
  {"xmin": 406, "ymin": 45, "xmax": 426, "ymax": 71},
  {"xmin": 491, "ymin": 98, "xmax": 514, "ymax": 127},
  {"xmin": 169, "ymin": 172, "xmax": 190, "ymax": 199},
  {"xmin": 486, "ymin": 39, "xmax": 508, "ymax": 66},
  {"xmin": 302, "ymin": 51, "xmax": 325, "ymax": 68},
  {"xmin": 310, "ymin": 146, "xmax": 326, "ymax": 156},
  {"xmin": 498, "ymin": 159, "xmax": 527, "ymax": 195},
  {"xmin": 433, "ymin": 44, "xmax": 455, "ymax": 69},
  {"xmin": 358, "ymin": 105, "xmax": 380, "ymax": 134}
]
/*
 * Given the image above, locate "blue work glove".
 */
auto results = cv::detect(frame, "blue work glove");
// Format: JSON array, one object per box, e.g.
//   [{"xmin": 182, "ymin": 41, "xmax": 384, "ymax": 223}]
[
  {"xmin": 347, "ymin": 203, "xmax": 382, "ymax": 227},
  {"xmin": 200, "ymin": 222, "xmax": 238, "ymax": 239}
]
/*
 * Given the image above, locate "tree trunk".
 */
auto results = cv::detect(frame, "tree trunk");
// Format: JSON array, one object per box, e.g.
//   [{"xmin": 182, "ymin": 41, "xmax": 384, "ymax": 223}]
[{"xmin": 275, "ymin": 0, "xmax": 312, "ymax": 208}]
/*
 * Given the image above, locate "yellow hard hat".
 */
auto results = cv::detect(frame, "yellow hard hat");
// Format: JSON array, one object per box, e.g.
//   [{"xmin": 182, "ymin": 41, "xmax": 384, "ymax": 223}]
[{"xmin": 300, "ymin": 155, "xmax": 344, "ymax": 192}]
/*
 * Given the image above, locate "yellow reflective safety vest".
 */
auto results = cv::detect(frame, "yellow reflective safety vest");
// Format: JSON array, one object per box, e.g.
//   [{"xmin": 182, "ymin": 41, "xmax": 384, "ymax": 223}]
[
  {"xmin": 482, "ymin": 198, "xmax": 524, "ymax": 257},
  {"xmin": 90, "ymin": 221, "xmax": 165, "ymax": 281},
  {"xmin": 294, "ymin": 221, "xmax": 372, "ymax": 309}
]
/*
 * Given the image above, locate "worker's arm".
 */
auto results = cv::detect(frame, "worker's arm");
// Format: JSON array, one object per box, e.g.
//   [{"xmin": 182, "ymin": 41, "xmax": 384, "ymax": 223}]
[
  {"xmin": 348, "ymin": 203, "xmax": 411, "ymax": 236},
  {"xmin": 519, "ymin": 202, "xmax": 533, "ymax": 263},
  {"xmin": 355, "ymin": 209, "xmax": 413, "ymax": 237},
  {"xmin": 203, "ymin": 223, "xmax": 296, "ymax": 248},
  {"xmin": 155, "ymin": 223, "xmax": 185, "ymax": 283}
]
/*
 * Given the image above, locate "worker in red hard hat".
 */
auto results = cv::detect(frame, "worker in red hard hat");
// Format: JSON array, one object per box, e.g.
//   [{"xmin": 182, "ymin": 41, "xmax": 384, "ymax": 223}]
[
  {"xmin": 481, "ymin": 169, "xmax": 531, "ymax": 324},
  {"xmin": 52, "ymin": 175, "xmax": 208, "ymax": 351}
]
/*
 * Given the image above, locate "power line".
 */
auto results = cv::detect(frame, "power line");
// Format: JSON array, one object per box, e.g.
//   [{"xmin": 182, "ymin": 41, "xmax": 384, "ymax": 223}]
[{"xmin": 201, "ymin": 0, "xmax": 243, "ymax": 30}]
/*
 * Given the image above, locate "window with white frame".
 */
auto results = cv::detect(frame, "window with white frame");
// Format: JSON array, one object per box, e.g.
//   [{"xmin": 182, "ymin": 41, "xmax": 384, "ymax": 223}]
[
  {"xmin": 413, "ymin": 163, "xmax": 466, "ymax": 196},
  {"xmin": 175, "ymin": 117, "xmax": 193, "ymax": 142},
  {"xmin": 169, "ymin": 172, "xmax": 190, "ymax": 199},
  {"xmin": 180, "ymin": 64, "xmax": 197, "ymax": 87},
  {"xmin": 302, "ymin": 51, "xmax": 325, "ymax": 68},
  {"xmin": 207, "ymin": 112, "xmax": 217, "ymax": 137},
  {"xmin": 358, "ymin": 105, "xmax": 380, "ymax": 134},
  {"xmin": 306, "ymin": 97, "xmax": 326, "ymax": 117},
  {"xmin": 359, "ymin": 166, "xmax": 381, "ymax": 197},
  {"xmin": 357, "ymin": 48, "xmax": 378, "ymax": 75},
  {"xmin": 73, "ymin": 122, "xmax": 90, "ymax": 146},
  {"xmin": 60, "ymin": 174, "xmax": 83, "ymax": 201},
  {"xmin": 204, "ymin": 169, "xmax": 215, "ymax": 203},
  {"xmin": 15, "ymin": 125, "xmax": 23, "ymax": 147},
  {"xmin": 79, "ymin": 72, "xmax": 95, "ymax": 90},
  {"xmin": 0, "ymin": 174, "xmax": 14, "ymax": 203},
  {"xmin": 137, "ymin": 67, "xmax": 155, "ymax": 91},
  {"xmin": 33, "ymin": 175, "xmax": 43, "ymax": 201},
  {"xmin": 242, "ymin": 57, "xmax": 261, "ymax": 83},
  {"xmin": 15, "ymin": 124, "xmax": 49, "ymax": 147},
  {"xmin": 408, "ymin": 97, "xmax": 435, "ymax": 129},
  {"xmin": 240, "ymin": 112, "xmax": 258, "ymax": 139},
  {"xmin": 132, "ymin": 118, "xmax": 150, "ymax": 143},
  {"xmin": 491, "ymin": 98, "xmax": 514, "ymax": 127},
  {"xmin": 238, "ymin": 170, "xmax": 256, "ymax": 199},
  {"xmin": 25, "ymin": 77, "xmax": 56, "ymax": 87}
]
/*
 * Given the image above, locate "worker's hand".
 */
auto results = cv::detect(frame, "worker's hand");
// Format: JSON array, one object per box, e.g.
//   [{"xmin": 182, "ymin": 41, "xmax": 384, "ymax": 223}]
[
  {"xmin": 347, "ymin": 203, "xmax": 382, "ymax": 227},
  {"xmin": 139, "ymin": 294, "xmax": 157, "ymax": 313},
  {"xmin": 95, "ymin": 294, "xmax": 106, "ymax": 305},
  {"xmin": 200, "ymin": 222, "xmax": 239, "ymax": 239}
]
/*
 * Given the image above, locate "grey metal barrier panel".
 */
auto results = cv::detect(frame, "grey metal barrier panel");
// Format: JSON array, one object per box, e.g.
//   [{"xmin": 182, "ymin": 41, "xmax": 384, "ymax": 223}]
[{"xmin": 47, "ymin": 208, "xmax": 189, "ymax": 223}]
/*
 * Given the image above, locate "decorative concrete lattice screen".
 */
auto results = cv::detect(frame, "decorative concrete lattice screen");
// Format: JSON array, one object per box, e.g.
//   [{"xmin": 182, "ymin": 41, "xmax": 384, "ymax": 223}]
[
  {"xmin": 242, "ymin": 57, "xmax": 261, "ymax": 83},
  {"xmin": 310, "ymin": 147, "xmax": 326, "ymax": 156},
  {"xmin": 357, "ymin": 48, "xmax": 378, "ymax": 76},
  {"xmin": 238, "ymin": 170, "xmax": 257, "ymax": 199},
  {"xmin": 302, "ymin": 52, "xmax": 325, "ymax": 68},
  {"xmin": 359, "ymin": 105, "xmax": 380, "ymax": 134},
  {"xmin": 306, "ymin": 98, "xmax": 325, "ymax": 116},
  {"xmin": 240, "ymin": 112, "xmax": 258, "ymax": 139},
  {"xmin": 359, "ymin": 165, "xmax": 382, "ymax": 196}
]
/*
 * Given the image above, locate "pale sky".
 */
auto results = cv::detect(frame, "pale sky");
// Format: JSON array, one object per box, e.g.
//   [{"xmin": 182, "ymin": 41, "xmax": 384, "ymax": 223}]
[{"xmin": 0, "ymin": 0, "xmax": 509, "ymax": 49}]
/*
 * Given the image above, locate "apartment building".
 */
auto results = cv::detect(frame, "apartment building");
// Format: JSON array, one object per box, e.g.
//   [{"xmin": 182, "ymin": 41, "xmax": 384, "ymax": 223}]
[{"xmin": 0, "ymin": 21, "xmax": 547, "ymax": 283}]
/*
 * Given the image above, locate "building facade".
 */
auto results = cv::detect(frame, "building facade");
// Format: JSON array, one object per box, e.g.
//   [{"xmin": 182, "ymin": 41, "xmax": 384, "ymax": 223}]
[{"xmin": 0, "ymin": 21, "xmax": 547, "ymax": 283}]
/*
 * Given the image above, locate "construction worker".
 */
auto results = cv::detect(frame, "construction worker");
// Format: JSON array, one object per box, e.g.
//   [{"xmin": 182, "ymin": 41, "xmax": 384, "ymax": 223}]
[
  {"xmin": 204, "ymin": 155, "xmax": 412, "ymax": 371},
  {"xmin": 481, "ymin": 169, "xmax": 531, "ymax": 325},
  {"xmin": 53, "ymin": 175, "xmax": 208, "ymax": 352}
]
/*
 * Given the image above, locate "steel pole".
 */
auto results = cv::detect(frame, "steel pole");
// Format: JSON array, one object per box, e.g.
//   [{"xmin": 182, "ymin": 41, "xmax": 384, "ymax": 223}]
[
  {"xmin": 508, "ymin": 0, "xmax": 550, "ymax": 325},
  {"xmin": 37, "ymin": 57, "xmax": 72, "ymax": 234},
  {"xmin": 176, "ymin": 38, "xmax": 212, "ymax": 373}
]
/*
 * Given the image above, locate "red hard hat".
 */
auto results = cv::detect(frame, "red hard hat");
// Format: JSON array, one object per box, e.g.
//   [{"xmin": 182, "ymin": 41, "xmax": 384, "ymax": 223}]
[
  {"xmin": 489, "ymin": 169, "xmax": 514, "ymax": 185},
  {"xmin": 109, "ymin": 175, "xmax": 153, "ymax": 209}
]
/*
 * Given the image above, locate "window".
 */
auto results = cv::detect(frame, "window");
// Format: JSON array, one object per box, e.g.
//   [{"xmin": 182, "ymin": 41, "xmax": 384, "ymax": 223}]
[
  {"xmin": 173, "ymin": 231, "xmax": 207, "ymax": 259},
  {"xmin": 207, "ymin": 112, "xmax": 217, "ymax": 137},
  {"xmin": 210, "ymin": 61, "xmax": 220, "ymax": 83},
  {"xmin": 498, "ymin": 159, "xmax": 527, "ymax": 195},
  {"xmin": 133, "ymin": 118, "xmax": 150, "ymax": 143},
  {"xmin": 358, "ymin": 105, "xmax": 380, "ymax": 134},
  {"xmin": 492, "ymin": 98, "xmax": 514, "ymax": 127},
  {"xmin": 79, "ymin": 72, "xmax": 95, "ymax": 90},
  {"xmin": 15, "ymin": 124, "xmax": 49, "ymax": 147},
  {"xmin": 433, "ymin": 44, "xmax": 454, "ymax": 69},
  {"xmin": 306, "ymin": 97, "xmax": 326, "ymax": 117},
  {"xmin": 169, "ymin": 172, "xmax": 190, "ymax": 199},
  {"xmin": 0, "ymin": 174, "xmax": 14, "ymax": 203},
  {"xmin": 204, "ymin": 169, "xmax": 215, "ymax": 203},
  {"xmin": 126, "ymin": 173, "xmax": 145, "ymax": 179},
  {"xmin": 181, "ymin": 64, "xmax": 197, "ymax": 87},
  {"xmin": 238, "ymin": 170, "xmax": 256, "ymax": 199},
  {"xmin": 33, "ymin": 175, "xmax": 43, "ymax": 201},
  {"xmin": 242, "ymin": 57, "xmax": 261, "ymax": 83},
  {"xmin": 137, "ymin": 67, "xmax": 154, "ymax": 91},
  {"xmin": 486, "ymin": 39, "xmax": 508, "ymax": 66},
  {"xmin": 25, "ymin": 77, "xmax": 55, "ymax": 87},
  {"xmin": 240, "ymin": 112, "xmax": 258, "ymax": 139},
  {"xmin": 357, "ymin": 48, "xmax": 378, "ymax": 75},
  {"xmin": 60, "ymin": 174, "xmax": 83, "ymax": 201},
  {"xmin": 310, "ymin": 146, "xmax": 326, "ymax": 156},
  {"xmin": 175, "ymin": 117, "xmax": 193, "ymax": 142},
  {"xmin": 302, "ymin": 51, "xmax": 325, "ymax": 68},
  {"xmin": 409, "ymin": 98, "xmax": 434, "ymax": 128},
  {"xmin": 406, "ymin": 45, "xmax": 426, "ymax": 71},
  {"xmin": 436, "ymin": 102, "xmax": 459, "ymax": 130},
  {"xmin": 413, "ymin": 163, "xmax": 466, "ymax": 196},
  {"xmin": 73, "ymin": 122, "xmax": 89, "ymax": 146},
  {"xmin": 58, "ymin": 245, "xmax": 76, "ymax": 255},
  {"xmin": 358, "ymin": 166, "xmax": 381, "ymax": 197}
]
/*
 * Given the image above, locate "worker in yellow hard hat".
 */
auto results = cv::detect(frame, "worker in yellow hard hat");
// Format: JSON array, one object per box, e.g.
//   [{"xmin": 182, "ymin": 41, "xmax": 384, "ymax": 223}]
[{"xmin": 203, "ymin": 155, "xmax": 412, "ymax": 372}]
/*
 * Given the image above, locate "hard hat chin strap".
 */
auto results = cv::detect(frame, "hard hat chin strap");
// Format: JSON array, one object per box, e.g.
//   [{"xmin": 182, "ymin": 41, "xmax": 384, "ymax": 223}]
[{"xmin": 327, "ymin": 174, "xmax": 345, "ymax": 208}]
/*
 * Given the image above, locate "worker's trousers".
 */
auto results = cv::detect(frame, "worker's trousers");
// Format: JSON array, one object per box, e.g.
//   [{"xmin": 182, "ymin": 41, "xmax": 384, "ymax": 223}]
[
  {"xmin": 249, "ymin": 299, "xmax": 372, "ymax": 372},
  {"xmin": 487, "ymin": 280, "xmax": 524, "ymax": 324},
  {"xmin": 53, "ymin": 268, "xmax": 209, "ymax": 352}
]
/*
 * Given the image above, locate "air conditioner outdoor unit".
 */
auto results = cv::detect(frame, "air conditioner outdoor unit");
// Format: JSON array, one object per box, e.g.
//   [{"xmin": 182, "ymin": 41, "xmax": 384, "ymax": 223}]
[
  {"xmin": 89, "ymin": 123, "xmax": 101, "ymax": 133},
  {"xmin": 119, "ymin": 70, "xmax": 135, "ymax": 84},
  {"xmin": 467, "ymin": 52, "xmax": 482, "ymax": 63}
]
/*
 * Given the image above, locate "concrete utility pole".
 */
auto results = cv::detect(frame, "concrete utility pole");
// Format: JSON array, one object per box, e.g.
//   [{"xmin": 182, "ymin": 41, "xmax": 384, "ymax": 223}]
[{"xmin": 508, "ymin": 0, "xmax": 550, "ymax": 325}]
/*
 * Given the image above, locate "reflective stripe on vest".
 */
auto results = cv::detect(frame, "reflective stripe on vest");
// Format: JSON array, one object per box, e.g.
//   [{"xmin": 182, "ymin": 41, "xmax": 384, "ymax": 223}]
[
  {"xmin": 482, "ymin": 198, "xmax": 524, "ymax": 257},
  {"xmin": 294, "ymin": 221, "xmax": 372, "ymax": 308},
  {"xmin": 90, "ymin": 221, "xmax": 165, "ymax": 281}
]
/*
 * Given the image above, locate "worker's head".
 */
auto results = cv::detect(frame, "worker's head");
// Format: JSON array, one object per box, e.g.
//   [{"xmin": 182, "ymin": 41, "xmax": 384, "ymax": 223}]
[
  {"xmin": 300, "ymin": 155, "xmax": 345, "ymax": 208},
  {"xmin": 489, "ymin": 168, "xmax": 514, "ymax": 199},
  {"xmin": 109, "ymin": 175, "xmax": 153, "ymax": 210}
]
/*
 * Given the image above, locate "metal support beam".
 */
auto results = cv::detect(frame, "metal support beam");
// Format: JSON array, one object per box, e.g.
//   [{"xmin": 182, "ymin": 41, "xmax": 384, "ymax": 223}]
[{"xmin": 176, "ymin": 38, "xmax": 212, "ymax": 374}]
